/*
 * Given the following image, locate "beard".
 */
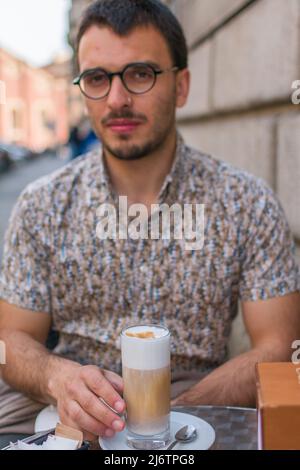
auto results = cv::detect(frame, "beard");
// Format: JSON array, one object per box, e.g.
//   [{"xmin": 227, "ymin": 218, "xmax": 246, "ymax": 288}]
[
  {"xmin": 102, "ymin": 121, "xmax": 174, "ymax": 161},
  {"xmin": 96, "ymin": 95, "xmax": 177, "ymax": 161}
]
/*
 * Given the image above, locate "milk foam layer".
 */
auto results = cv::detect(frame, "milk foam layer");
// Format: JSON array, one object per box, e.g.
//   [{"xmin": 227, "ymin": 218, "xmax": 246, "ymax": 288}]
[
  {"xmin": 125, "ymin": 325, "xmax": 169, "ymax": 339},
  {"xmin": 121, "ymin": 325, "xmax": 170, "ymax": 370}
]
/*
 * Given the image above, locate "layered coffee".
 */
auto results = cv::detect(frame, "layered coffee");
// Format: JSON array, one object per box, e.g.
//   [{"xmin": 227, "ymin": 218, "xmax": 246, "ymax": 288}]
[
  {"xmin": 123, "ymin": 365, "xmax": 170, "ymax": 435},
  {"xmin": 121, "ymin": 325, "xmax": 171, "ymax": 447}
]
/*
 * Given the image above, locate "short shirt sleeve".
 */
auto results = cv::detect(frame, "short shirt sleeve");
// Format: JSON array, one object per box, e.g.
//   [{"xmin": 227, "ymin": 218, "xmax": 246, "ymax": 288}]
[
  {"xmin": 239, "ymin": 181, "xmax": 300, "ymax": 301},
  {"xmin": 0, "ymin": 187, "xmax": 52, "ymax": 313}
]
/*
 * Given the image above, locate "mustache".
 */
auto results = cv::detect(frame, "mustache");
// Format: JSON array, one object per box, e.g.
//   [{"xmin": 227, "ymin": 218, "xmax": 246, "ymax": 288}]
[{"xmin": 102, "ymin": 111, "xmax": 147, "ymax": 125}]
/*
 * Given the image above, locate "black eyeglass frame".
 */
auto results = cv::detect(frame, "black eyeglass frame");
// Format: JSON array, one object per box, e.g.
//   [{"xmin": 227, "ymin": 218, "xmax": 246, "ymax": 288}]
[{"xmin": 73, "ymin": 62, "xmax": 179, "ymax": 100}]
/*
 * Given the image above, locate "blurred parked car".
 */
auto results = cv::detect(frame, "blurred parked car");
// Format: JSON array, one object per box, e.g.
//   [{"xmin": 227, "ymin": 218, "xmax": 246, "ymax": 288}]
[
  {"xmin": 0, "ymin": 142, "xmax": 37, "ymax": 163},
  {"xmin": 0, "ymin": 147, "xmax": 12, "ymax": 173}
]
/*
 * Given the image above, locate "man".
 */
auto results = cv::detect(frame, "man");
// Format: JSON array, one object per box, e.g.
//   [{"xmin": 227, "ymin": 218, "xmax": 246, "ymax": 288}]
[{"xmin": 0, "ymin": 0, "xmax": 299, "ymax": 447}]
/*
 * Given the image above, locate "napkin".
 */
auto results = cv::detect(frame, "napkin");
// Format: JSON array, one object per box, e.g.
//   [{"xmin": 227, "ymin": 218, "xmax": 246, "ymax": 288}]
[
  {"xmin": 11, "ymin": 423, "xmax": 83, "ymax": 450},
  {"xmin": 14, "ymin": 435, "xmax": 80, "ymax": 450}
]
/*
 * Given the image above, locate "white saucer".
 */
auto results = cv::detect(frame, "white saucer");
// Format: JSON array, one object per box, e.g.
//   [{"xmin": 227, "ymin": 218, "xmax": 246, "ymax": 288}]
[
  {"xmin": 35, "ymin": 405, "xmax": 60, "ymax": 433},
  {"xmin": 99, "ymin": 411, "xmax": 215, "ymax": 450},
  {"xmin": 35, "ymin": 408, "xmax": 216, "ymax": 451}
]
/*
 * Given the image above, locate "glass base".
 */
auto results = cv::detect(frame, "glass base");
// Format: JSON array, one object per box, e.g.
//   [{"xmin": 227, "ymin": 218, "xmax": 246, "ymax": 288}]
[{"xmin": 126, "ymin": 428, "xmax": 171, "ymax": 450}]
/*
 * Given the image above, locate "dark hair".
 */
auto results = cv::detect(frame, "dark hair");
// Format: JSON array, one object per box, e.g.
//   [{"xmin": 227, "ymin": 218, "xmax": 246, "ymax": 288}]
[{"xmin": 76, "ymin": 0, "xmax": 188, "ymax": 69}]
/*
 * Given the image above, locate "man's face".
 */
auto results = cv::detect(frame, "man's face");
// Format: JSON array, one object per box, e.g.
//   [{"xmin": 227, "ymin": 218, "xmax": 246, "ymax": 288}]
[{"xmin": 78, "ymin": 25, "xmax": 189, "ymax": 161}]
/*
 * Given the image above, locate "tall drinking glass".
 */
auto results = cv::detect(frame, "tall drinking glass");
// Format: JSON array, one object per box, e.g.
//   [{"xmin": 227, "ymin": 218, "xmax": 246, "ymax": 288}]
[{"xmin": 121, "ymin": 325, "xmax": 171, "ymax": 450}]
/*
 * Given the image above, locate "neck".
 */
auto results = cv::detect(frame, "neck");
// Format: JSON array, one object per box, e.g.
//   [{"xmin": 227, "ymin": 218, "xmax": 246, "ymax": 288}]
[{"xmin": 103, "ymin": 129, "xmax": 177, "ymax": 206}]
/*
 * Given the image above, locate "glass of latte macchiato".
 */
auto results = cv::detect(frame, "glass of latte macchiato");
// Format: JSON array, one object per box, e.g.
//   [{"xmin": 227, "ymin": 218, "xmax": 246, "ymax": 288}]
[{"xmin": 121, "ymin": 325, "xmax": 171, "ymax": 450}]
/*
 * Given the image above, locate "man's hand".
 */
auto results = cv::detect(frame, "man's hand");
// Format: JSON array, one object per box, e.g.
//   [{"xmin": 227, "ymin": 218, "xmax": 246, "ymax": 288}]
[
  {"xmin": 48, "ymin": 363, "xmax": 126, "ymax": 441},
  {"xmin": 0, "ymin": 301, "xmax": 127, "ymax": 442}
]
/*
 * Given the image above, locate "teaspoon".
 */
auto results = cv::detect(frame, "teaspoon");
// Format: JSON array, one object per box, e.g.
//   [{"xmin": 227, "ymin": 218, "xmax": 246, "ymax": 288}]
[{"xmin": 166, "ymin": 424, "xmax": 197, "ymax": 450}]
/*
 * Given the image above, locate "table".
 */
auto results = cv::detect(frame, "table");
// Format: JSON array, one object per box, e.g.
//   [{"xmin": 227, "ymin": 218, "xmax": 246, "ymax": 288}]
[
  {"xmin": 91, "ymin": 405, "xmax": 257, "ymax": 450},
  {"xmin": 172, "ymin": 405, "xmax": 257, "ymax": 450},
  {"xmin": 3, "ymin": 406, "xmax": 258, "ymax": 451}
]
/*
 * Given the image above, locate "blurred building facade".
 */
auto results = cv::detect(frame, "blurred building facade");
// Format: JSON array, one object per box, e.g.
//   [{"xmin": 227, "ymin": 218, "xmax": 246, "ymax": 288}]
[
  {"xmin": 69, "ymin": 0, "xmax": 93, "ymax": 53},
  {"xmin": 0, "ymin": 49, "xmax": 71, "ymax": 152}
]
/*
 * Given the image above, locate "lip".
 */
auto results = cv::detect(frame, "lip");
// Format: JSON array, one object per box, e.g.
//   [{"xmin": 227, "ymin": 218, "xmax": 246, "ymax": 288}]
[{"xmin": 106, "ymin": 119, "xmax": 143, "ymax": 134}]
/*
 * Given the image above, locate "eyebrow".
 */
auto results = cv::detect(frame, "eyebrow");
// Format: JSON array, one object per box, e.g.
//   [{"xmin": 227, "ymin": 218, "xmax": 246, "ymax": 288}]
[{"xmin": 80, "ymin": 60, "xmax": 163, "ymax": 77}]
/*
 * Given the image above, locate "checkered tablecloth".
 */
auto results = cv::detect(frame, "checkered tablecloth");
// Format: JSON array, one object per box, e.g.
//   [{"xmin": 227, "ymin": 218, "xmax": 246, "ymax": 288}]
[{"xmin": 173, "ymin": 405, "xmax": 257, "ymax": 450}]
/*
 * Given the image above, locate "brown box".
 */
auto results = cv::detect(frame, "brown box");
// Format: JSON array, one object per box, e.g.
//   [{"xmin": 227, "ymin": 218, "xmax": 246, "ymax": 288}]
[{"xmin": 256, "ymin": 362, "xmax": 300, "ymax": 450}]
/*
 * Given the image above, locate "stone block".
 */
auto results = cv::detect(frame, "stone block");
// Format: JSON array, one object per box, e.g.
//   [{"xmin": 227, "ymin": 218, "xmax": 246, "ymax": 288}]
[
  {"xmin": 213, "ymin": 0, "xmax": 300, "ymax": 110},
  {"xmin": 228, "ymin": 305, "xmax": 251, "ymax": 359},
  {"xmin": 172, "ymin": 0, "xmax": 247, "ymax": 46},
  {"xmin": 177, "ymin": 40, "xmax": 212, "ymax": 118},
  {"xmin": 278, "ymin": 112, "xmax": 300, "ymax": 238},
  {"xmin": 178, "ymin": 114, "xmax": 275, "ymax": 187}
]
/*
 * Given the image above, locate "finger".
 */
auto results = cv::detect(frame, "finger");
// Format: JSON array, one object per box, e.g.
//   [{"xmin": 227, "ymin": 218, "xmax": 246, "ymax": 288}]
[
  {"xmin": 66, "ymin": 399, "xmax": 112, "ymax": 438},
  {"xmin": 103, "ymin": 370, "xmax": 124, "ymax": 394},
  {"xmin": 82, "ymin": 368, "xmax": 125, "ymax": 415},
  {"xmin": 72, "ymin": 386, "xmax": 125, "ymax": 432},
  {"xmin": 62, "ymin": 417, "xmax": 115, "ymax": 441},
  {"xmin": 59, "ymin": 411, "xmax": 97, "ymax": 442}
]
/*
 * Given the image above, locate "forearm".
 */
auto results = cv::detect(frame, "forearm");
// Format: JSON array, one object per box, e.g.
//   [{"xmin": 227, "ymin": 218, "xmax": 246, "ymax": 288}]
[
  {"xmin": 0, "ymin": 329, "xmax": 80, "ymax": 404},
  {"xmin": 0, "ymin": 329, "xmax": 126, "ymax": 440},
  {"xmin": 172, "ymin": 344, "xmax": 289, "ymax": 408}
]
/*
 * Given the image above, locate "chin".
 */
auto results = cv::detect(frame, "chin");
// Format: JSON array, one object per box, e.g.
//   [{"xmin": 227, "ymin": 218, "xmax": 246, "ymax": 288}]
[{"xmin": 105, "ymin": 141, "xmax": 154, "ymax": 161}]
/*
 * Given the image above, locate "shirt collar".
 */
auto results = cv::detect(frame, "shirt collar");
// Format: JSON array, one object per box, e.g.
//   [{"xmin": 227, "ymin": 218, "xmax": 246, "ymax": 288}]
[
  {"xmin": 88, "ymin": 130, "xmax": 186, "ymax": 205},
  {"xmin": 157, "ymin": 131, "xmax": 186, "ymax": 203}
]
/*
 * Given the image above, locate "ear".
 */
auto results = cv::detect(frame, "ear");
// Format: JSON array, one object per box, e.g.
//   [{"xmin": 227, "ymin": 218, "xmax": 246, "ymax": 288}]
[{"xmin": 176, "ymin": 68, "xmax": 190, "ymax": 108}]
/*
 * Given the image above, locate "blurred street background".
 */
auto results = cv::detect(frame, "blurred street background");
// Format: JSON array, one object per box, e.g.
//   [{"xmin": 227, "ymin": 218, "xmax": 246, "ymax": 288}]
[
  {"xmin": 0, "ymin": 0, "xmax": 100, "ymax": 262},
  {"xmin": 0, "ymin": 153, "xmax": 65, "ymax": 260},
  {"xmin": 0, "ymin": 0, "xmax": 299, "ymax": 357}
]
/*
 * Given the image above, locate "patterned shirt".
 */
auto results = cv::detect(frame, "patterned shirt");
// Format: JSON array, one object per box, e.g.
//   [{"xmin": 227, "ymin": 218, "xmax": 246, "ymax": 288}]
[{"xmin": 0, "ymin": 133, "xmax": 299, "ymax": 376}]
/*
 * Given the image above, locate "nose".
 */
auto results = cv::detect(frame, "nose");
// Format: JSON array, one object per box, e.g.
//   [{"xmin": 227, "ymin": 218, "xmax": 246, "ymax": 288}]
[{"xmin": 106, "ymin": 75, "xmax": 132, "ymax": 110}]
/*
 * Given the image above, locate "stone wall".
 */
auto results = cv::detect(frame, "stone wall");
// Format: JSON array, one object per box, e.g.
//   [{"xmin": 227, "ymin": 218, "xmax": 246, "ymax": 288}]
[{"xmin": 168, "ymin": 0, "xmax": 300, "ymax": 357}]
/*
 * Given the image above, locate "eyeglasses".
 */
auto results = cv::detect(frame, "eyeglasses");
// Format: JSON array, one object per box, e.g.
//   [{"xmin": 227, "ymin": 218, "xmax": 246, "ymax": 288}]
[{"xmin": 73, "ymin": 62, "xmax": 179, "ymax": 100}]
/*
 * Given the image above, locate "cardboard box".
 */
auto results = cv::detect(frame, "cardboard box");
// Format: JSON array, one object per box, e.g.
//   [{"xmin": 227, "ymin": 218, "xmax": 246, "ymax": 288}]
[{"xmin": 256, "ymin": 362, "xmax": 300, "ymax": 450}]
